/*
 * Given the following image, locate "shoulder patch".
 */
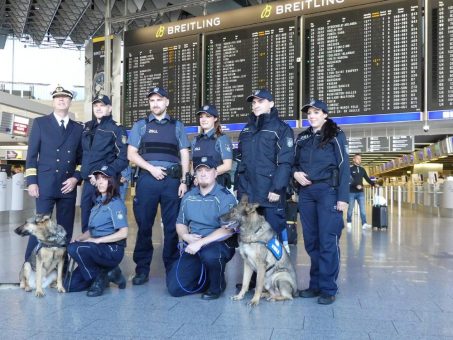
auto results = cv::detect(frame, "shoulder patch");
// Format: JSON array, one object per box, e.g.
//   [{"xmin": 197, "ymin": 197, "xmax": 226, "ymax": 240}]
[
  {"xmin": 116, "ymin": 210, "xmax": 124, "ymax": 220},
  {"xmin": 286, "ymin": 137, "xmax": 293, "ymax": 148}
]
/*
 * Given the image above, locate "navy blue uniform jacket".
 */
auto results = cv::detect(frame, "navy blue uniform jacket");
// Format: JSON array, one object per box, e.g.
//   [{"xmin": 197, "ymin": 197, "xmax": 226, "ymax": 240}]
[
  {"xmin": 294, "ymin": 127, "xmax": 349, "ymax": 203},
  {"xmin": 236, "ymin": 107, "xmax": 294, "ymax": 207},
  {"xmin": 81, "ymin": 115, "xmax": 128, "ymax": 179},
  {"xmin": 25, "ymin": 114, "xmax": 83, "ymax": 198}
]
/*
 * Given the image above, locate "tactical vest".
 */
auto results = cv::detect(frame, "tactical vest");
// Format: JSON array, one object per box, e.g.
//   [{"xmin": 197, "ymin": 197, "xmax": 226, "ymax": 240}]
[
  {"xmin": 192, "ymin": 134, "xmax": 222, "ymax": 166},
  {"xmin": 139, "ymin": 119, "xmax": 179, "ymax": 163}
]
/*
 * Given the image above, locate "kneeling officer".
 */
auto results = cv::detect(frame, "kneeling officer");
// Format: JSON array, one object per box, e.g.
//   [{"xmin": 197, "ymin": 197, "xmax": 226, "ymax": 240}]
[{"xmin": 166, "ymin": 157, "xmax": 237, "ymax": 300}]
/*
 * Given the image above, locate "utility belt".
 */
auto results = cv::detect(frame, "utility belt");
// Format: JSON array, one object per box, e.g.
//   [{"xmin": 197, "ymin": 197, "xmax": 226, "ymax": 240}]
[
  {"xmin": 216, "ymin": 173, "xmax": 232, "ymax": 189},
  {"xmin": 297, "ymin": 168, "xmax": 339, "ymax": 188},
  {"xmin": 88, "ymin": 230, "xmax": 127, "ymax": 247},
  {"xmin": 165, "ymin": 163, "xmax": 182, "ymax": 179},
  {"xmin": 135, "ymin": 163, "xmax": 182, "ymax": 179}
]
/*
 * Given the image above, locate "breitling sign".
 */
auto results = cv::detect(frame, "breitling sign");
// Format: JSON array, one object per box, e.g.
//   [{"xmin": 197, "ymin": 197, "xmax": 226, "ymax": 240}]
[{"xmin": 126, "ymin": 0, "xmax": 369, "ymax": 44}]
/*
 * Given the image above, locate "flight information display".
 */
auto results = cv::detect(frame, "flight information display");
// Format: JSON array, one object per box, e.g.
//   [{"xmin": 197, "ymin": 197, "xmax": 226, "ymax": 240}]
[
  {"xmin": 205, "ymin": 20, "xmax": 297, "ymax": 124},
  {"xmin": 305, "ymin": 0, "xmax": 421, "ymax": 117},
  {"xmin": 429, "ymin": 0, "xmax": 453, "ymax": 111},
  {"xmin": 123, "ymin": 35, "xmax": 199, "ymax": 128}
]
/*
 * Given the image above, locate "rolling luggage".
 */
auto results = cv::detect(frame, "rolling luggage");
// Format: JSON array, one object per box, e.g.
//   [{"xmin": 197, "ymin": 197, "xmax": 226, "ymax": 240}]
[{"xmin": 372, "ymin": 205, "xmax": 388, "ymax": 229}]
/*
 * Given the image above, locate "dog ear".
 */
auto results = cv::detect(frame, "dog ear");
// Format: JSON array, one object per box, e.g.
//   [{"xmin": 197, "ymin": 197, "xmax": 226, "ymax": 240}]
[
  {"xmin": 41, "ymin": 215, "xmax": 51, "ymax": 221},
  {"xmin": 34, "ymin": 214, "xmax": 44, "ymax": 223},
  {"xmin": 245, "ymin": 202, "xmax": 259, "ymax": 214},
  {"xmin": 240, "ymin": 195, "xmax": 249, "ymax": 204}
]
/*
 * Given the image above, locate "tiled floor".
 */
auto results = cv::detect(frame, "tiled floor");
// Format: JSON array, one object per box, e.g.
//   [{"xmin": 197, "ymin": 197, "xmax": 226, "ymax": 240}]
[{"xmin": 1, "ymin": 202, "xmax": 453, "ymax": 339}]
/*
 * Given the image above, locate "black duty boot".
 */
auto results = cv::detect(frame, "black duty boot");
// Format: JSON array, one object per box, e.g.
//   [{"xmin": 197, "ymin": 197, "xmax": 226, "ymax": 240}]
[
  {"xmin": 107, "ymin": 266, "xmax": 126, "ymax": 289},
  {"xmin": 87, "ymin": 271, "xmax": 108, "ymax": 297}
]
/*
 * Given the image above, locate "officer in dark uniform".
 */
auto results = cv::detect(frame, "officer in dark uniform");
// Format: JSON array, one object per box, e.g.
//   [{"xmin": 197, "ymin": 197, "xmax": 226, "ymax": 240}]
[
  {"xmin": 24, "ymin": 85, "xmax": 83, "ymax": 260},
  {"xmin": 128, "ymin": 86, "xmax": 190, "ymax": 285},
  {"xmin": 236, "ymin": 89, "xmax": 294, "ymax": 234},
  {"xmin": 293, "ymin": 99, "xmax": 349, "ymax": 305},
  {"xmin": 166, "ymin": 157, "xmax": 236, "ymax": 299},
  {"xmin": 66, "ymin": 168, "xmax": 128, "ymax": 297},
  {"xmin": 191, "ymin": 104, "xmax": 233, "ymax": 188},
  {"xmin": 80, "ymin": 95, "xmax": 128, "ymax": 233}
]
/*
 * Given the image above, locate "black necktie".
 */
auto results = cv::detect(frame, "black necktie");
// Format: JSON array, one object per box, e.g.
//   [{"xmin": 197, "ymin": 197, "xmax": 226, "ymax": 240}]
[{"xmin": 60, "ymin": 119, "xmax": 65, "ymax": 134}]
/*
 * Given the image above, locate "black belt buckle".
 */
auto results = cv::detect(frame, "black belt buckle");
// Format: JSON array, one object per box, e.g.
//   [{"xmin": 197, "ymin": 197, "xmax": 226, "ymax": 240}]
[{"xmin": 166, "ymin": 164, "xmax": 182, "ymax": 179}]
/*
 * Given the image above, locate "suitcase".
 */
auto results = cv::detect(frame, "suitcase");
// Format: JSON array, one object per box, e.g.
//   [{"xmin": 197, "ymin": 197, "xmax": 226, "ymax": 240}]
[
  {"xmin": 285, "ymin": 201, "xmax": 298, "ymax": 244},
  {"xmin": 372, "ymin": 205, "xmax": 388, "ymax": 229}
]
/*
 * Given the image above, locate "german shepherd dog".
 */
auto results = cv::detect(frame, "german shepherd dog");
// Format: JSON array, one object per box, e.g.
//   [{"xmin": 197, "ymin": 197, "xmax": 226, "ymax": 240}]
[
  {"xmin": 221, "ymin": 196, "xmax": 298, "ymax": 306},
  {"xmin": 14, "ymin": 215, "xmax": 67, "ymax": 297}
]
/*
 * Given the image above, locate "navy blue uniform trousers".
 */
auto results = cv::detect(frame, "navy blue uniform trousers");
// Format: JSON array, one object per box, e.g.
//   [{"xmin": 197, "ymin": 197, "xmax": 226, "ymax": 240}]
[
  {"xmin": 81, "ymin": 181, "xmax": 97, "ymax": 233},
  {"xmin": 25, "ymin": 195, "xmax": 76, "ymax": 260},
  {"xmin": 166, "ymin": 241, "xmax": 235, "ymax": 296},
  {"xmin": 298, "ymin": 182, "xmax": 343, "ymax": 296},
  {"xmin": 133, "ymin": 172, "xmax": 180, "ymax": 274},
  {"xmin": 261, "ymin": 206, "xmax": 286, "ymax": 234},
  {"xmin": 65, "ymin": 242, "xmax": 124, "ymax": 292}
]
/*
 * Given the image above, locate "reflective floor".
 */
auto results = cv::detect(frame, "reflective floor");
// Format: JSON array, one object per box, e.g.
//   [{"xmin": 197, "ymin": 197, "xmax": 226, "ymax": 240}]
[{"xmin": 1, "ymin": 202, "xmax": 453, "ymax": 339}]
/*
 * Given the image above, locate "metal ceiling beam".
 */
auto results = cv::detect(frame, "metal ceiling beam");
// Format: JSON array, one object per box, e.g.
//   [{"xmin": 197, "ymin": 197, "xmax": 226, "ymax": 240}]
[{"xmin": 110, "ymin": 0, "xmax": 223, "ymax": 24}]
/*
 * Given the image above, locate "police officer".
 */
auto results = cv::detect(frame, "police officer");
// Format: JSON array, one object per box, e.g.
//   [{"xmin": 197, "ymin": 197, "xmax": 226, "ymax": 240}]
[
  {"xmin": 236, "ymin": 89, "xmax": 294, "ymax": 234},
  {"xmin": 191, "ymin": 104, "xmax": 233, "ymax": 188},
  {"xmin": 80, "ymin": 95, "xmax": 128, "ymax": 232},
  {"xmin": 293, "ymin": 99, "xmax": 349, "ymax": 305},
  {"xmin": 128, "ymin": 86, "xmax": 190, "ymax": 285},
  {"xmin": 66, "ymin": 169, "xmax": 128, "ymax": 297},
  {"xmin": 166, "ymin": 157, "xmax": 236, "ymax": 299},
  {"xmin": 24, "ymin": 85, "xmax": 83, "ymax": 260}
]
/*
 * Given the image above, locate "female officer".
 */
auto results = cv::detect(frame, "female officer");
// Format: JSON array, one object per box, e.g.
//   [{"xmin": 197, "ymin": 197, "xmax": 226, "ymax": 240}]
[
  {"xmin": 293, "ymin": 99, "xmax": 349, "ymax": 305},
  {"xmin": 65, "ymin": 168, "xmax": 128, "ymax": 297},
  {"xmin": 191, "ymin": 104, "xmax": 233, "ymax": 188}
]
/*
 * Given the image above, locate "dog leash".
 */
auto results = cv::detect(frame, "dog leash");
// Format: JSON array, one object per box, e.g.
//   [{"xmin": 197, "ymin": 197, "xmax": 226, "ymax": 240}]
[{"xmin": 175, "ymin": 242, "xmax": 206, "ymax": 293}]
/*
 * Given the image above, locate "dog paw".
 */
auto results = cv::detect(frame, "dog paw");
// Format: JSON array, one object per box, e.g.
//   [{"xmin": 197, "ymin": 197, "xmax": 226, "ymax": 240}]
[
  {"xmin": 231, "ymin": 294, "xmax": 244, "ymax": 301},
  {"xmin": 24, "ymin": 286, "xmax": 32, "ymax": 292},
  {"xmin": 35, "ymin": 290, "xmax": 45, "ymax": 298},
  {"xmin": 248, "ymin": 298, "xmax": 260, "ymax": 307},
  {"xmin": 57, "ymin": 286, "xmax": 66, "ymax": 293}
]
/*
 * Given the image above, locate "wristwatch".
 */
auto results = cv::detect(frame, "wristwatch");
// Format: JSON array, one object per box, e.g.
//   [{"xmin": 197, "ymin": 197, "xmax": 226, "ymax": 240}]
[{"xmin": 180, "ymin": 179, "xmax": 187, "ymax": 184}]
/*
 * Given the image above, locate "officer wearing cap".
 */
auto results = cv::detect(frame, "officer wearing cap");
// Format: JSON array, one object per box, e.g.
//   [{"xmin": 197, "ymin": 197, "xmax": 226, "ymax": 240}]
[
  {"xmin": 166, "ymin": 157, "xmax": 236, "ymax": 299},
  {"xmin": 293, "ymin": 99, "xmax": 349, "ymax": 305},
  {"xmin": 191, "ymin": 104, "xmax": 233, "ymax": 188},
  {"xmin": 24, "ymin": 85, "xmax": 83, "ymax": 260},
  {"xmin": 128, "ymin": 86, "xmax": 190, "ymax": 285},
  {"xmin": 236, "ymin": 89, "xmax": 294, "ymax": 233},
  {"xmin": 66, "ymin": 169, "xmax": 128, "ymax": 297},
  {"xmin": 80, "ymin": 95, "xmax": 128, "ymax": 233}
]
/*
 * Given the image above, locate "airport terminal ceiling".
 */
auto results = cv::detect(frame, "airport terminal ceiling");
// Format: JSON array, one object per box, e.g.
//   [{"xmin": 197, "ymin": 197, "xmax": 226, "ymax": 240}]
[{"xmin": 0, "ymin": 0, "xmax": 261, "ymax": 49}]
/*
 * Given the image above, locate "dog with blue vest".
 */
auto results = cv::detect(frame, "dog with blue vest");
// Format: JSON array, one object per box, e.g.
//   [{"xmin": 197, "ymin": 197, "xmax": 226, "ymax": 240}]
[{"xmin": 221, "ymin": 195, "xmax": 298, "ymax": 306}]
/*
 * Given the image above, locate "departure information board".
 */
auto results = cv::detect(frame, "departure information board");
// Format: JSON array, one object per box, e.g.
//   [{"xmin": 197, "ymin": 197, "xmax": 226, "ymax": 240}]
[
  {"xmin": 205, "ymin": 20, "xmax": 297, "ymax": 124},
  {"xmin": 429, "ymin": 0, "xmax": 453, "ymax": 111},
  {"xmin": 123, "ymin": 35, "xmax": 199, "ymax": 128},
  {"xmin": 305, "ymin": 0, "xmax": 421, "ymax": 117}
]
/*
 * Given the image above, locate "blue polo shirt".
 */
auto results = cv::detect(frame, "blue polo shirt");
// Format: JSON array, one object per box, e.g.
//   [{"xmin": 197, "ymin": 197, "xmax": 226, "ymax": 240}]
[
  {"xmin": 128, "ymin": 113, "xmax": 190, "ymax": 168},
  {"xmin": 177, "ymin": 183, "xmax": 237, "ymax": 237},
  {"xmin": 88, "ymin": 196, "xmax": 128, "ymax": 238},
  {"xmin": 190, "ymin": 128, "xmax": 233, "ymax": 161}
]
